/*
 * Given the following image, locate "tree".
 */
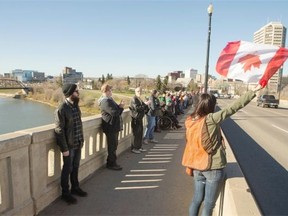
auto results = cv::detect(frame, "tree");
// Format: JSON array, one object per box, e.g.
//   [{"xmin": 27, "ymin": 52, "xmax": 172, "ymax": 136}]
[
  {"xmin": 106, "ymin": 73, "xmax": 113, "ymax": 81},
  {"xmin": 101, "ymin": 75, "xmax": 105, "ymax": 84},
  {"xmin": 91, "ymin": 80, "xmax": 98, "ymax": 90},
  {"xmin": 56, "ymin": 74, "xmax": 63, "ymax": 87},
  {"xmin": 127, "ymin": 76, "xmax": 131, "ymax": 85},
  {"xmin": 161, "ymin": 76, "xmax": 168, "ymax": 92},
  {"xmin": 187, "ymin": 81, "xmax": 198, "ymax": 92},
  {"xmin": 156, "ymin": 75, "xmax": 162, "ymax": 91}
]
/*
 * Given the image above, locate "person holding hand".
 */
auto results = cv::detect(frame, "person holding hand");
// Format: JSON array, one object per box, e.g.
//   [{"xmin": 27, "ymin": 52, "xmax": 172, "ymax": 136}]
[
  {"xmin": 55, "ymin": 83, "xmax": 87, "ymax": 205},
  {"xmin": 98, "ymin": 84, "xmax": 124, "ymax": 171}
]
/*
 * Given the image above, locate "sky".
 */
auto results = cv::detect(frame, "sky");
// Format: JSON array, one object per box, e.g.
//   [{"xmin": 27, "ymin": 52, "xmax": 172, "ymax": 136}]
[{"xmin": 0, "ymin": 0, "xmax": 287, "ymax": 79}]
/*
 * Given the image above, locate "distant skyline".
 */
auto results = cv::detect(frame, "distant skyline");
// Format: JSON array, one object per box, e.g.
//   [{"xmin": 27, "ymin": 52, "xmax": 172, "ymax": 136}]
[{"xmin": 0, "ymin": 0, "xmax": 287, "ymax": 78}]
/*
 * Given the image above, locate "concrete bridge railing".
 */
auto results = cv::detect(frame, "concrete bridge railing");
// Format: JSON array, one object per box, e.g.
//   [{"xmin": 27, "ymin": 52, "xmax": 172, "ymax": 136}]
[
  {"xmin": 0, "ymin": 109, "xmax": 260, "ymax": 215},
  {"xmin": 0, "ymin": 110, "xmax": 134, "ymax": 215}
]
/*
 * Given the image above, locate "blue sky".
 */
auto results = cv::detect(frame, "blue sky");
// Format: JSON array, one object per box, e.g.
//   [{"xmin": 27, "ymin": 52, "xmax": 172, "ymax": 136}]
[{"xmin": 0, "ymin": 0, "xmax": 287, "ymax": 78}]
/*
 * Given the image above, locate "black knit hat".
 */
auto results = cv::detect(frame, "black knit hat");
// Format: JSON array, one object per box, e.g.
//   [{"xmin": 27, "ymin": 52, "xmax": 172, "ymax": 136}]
[{"xmin": 62, "ymin": 84, "xmax": 77, "ymax": 97}]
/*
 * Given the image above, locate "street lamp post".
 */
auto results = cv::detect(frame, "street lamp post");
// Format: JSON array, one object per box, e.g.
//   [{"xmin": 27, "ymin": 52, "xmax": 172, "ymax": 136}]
[{"xmin": 204, "ymin": 4, "xmax": 213, "ymax": 93}]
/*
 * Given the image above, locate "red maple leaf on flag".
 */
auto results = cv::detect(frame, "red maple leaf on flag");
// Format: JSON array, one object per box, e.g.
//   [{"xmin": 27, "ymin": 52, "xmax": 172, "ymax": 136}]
[{"xmin": 238, "ymin": 54, "xmax": 262, "ymax": 72}]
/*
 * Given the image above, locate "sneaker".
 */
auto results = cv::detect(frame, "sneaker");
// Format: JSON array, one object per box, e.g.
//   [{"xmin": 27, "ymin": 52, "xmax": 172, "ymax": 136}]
[
  {"xmin": 131, "ymin": 149, "xmax": 141, "ymax": 154},
  {"xmin": 149, "ymin": 139, "xmax": 158, "ymax": 143},
  {"xmin": 176, "ymin": 124, "xmax": 182, "ymax": 129},
  {"xmin": 106, "ymin": 164, "xmax": 123, "ymax": 171},
  {"xmin": 61, "ymin": 194, "xmax": 77, "ymax": 205},
  {"xmin": 139, "ymin": 148, "xmax": 147, "ymax": 152},
  {"xmin": 143, "ymin": 139, "xmax": 149, "ymax": 145},
  {"xmin": 71, "ymin": 188, "xmax": 88, "ymax": 197}
]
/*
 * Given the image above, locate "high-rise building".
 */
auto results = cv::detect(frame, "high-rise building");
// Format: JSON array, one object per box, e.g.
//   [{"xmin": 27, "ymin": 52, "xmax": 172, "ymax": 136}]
[
  {"xmin": 253, "ymin": 21, "xmax": 287, "ymax": 93},
  {"xmin": 184, "ymin": 68, "xmax": 198, "ymax": 79},
  {"xmin": 62, "ymin": 67, "xmax": 83, "ymax": 84}
]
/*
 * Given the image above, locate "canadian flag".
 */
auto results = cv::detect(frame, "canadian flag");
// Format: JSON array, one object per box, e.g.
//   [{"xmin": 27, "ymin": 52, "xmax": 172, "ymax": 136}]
[{"xmin": 216, "ymin": 41, "xmax": 288, "ymax": 87}]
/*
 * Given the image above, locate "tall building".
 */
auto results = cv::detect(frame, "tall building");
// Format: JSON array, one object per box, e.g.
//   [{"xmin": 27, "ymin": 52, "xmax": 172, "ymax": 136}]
[
  {"xmin": 184, "ymin": 68, "xmax": 198, "ymax": 79},
  {"xmin": 167, "ymin": 71, "xmax": 184, "ymax": 83},
  {"xmin": 62, "ymin": 67, "xmax": 83, "ymax": 84},
  {"xmin": 253, "ymin": 21, "xmax": 287, "ymax": 93}
]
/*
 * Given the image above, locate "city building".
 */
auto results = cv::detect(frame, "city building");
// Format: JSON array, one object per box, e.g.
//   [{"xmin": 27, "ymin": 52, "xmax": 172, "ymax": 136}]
[
  {"xmin": 253, "ymin": 21, "xmax": 287, "ymax": 93},
  {"xmin": 184, "ymin": 68, "xmax": 198, "ymax": 79},
  {"xmin": 167, "ymin": 71, "xmax": 184, "ymax": 83},
  {"xmin": 11, "ymin": 69, "xmax": 45, "ymax": 82},
  {"xmin": 175, "ymin": 78, "xmax": 193, "ymax": 88},
  {"xmin": 62, "ymin": 67, "xmax": 83, "ymax": 84}
]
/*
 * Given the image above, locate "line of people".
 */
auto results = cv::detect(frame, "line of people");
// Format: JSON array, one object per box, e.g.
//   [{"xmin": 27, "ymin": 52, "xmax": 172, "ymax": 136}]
[
  {"xmin": 54, "ymin": 83, "xmax": 193, "ymax": 205},
  {"xmin": 54, "ymin": 82, "xmax": 264, "ymax": 216}
]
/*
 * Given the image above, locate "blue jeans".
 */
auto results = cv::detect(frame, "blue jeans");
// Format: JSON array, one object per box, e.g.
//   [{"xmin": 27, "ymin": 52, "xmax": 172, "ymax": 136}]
[
  {"xmin": 189, "ymin": 169, "xmax": 225, "ymax": 216},
  {"xmin": 61, "ymin": 148, "xmax": 81, "ymax": 194},
  {"xmin": 143, "ymin": 115, "xmax": 156, "ymax": 140}
]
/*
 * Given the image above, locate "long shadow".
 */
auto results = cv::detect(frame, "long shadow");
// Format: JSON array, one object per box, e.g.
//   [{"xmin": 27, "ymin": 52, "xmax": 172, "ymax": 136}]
[{"xmin": 221, "ymin": 117, "xmax": 288, "ymax": 215}]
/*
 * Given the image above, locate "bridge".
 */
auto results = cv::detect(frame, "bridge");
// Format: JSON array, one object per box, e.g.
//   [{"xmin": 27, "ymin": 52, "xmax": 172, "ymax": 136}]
[
  {"xmin": 0, "ymin": 78, "xmax": 33, "ymax": 93},
  {"xmin": 0, "ymin": 107, "xmax": 261, "ymax": 216}
]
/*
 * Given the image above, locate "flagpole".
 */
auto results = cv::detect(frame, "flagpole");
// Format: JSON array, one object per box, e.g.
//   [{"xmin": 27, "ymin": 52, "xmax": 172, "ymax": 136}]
[{"xmin": 204, "ymin": 4, "xmax": 213, "ymax": 93}]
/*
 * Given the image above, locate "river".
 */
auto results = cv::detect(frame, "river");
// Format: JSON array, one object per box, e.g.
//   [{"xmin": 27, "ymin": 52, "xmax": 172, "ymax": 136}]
[{"xmin": 0, "ymin": 97, "xmax": 56, "ymax": 135}]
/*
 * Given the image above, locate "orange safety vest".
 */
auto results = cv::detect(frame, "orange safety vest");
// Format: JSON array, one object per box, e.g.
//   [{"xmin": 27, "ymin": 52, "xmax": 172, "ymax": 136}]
[{"xmin": 182, "ymin": 116, "xmax": 212, "ymax": 173}]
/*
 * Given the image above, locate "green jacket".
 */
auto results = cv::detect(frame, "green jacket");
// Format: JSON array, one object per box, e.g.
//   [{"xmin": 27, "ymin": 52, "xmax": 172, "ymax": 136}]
[{"xmin": 205, "ymin": 90, "xmax": 256, "ymax": 170}]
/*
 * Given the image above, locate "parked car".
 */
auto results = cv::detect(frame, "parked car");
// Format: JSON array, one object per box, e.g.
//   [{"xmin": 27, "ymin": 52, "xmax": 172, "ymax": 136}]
[
  {"xmin": 209, "ymin": 90, "xmax": 220, "ymax": 98},
  {"xmin": 256, "ymin": 94, "xmax": 279, "ymax": 108}
]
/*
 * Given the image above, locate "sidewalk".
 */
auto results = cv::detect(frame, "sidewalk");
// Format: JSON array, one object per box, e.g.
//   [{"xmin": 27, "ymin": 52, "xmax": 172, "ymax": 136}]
[{"xmin": 39, "ymin": 109, "xmax": 193, "ymax": 216}]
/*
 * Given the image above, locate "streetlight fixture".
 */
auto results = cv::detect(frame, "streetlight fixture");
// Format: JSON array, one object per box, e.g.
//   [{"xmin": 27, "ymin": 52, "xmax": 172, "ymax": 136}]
[{"xmin": 204, "ymin": 3, "xmax": 213, "ymax": 93}]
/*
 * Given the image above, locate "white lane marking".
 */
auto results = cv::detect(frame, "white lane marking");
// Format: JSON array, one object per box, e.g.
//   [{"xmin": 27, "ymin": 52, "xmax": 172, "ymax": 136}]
[
  {"xmin": 155, "ymin": 144, "xmax": 179, "ymax": 146},
  {"xmin": 145, "ymin": 154, "xmax": 173, "ymax": 157},
  {"xmin": 150, "ymin": 149, "xmax": 176, "ymax": 151},
  {"xmin": 271, "ymin": 124, "xmax": 288, "ymax": 134},
  {"xmin": 239, "ymin": 109, "xmax": 248, "ymax": 114},
  {"xmin": 121, "ymin": 179, "xmax": 163, "ymax": 183},
  {"xmin": 142, "ymin": 157, "xmax": 172, "ymax": 160},
  {"xmin": 139, "ymin": 161, "xmax": 170, "ymax": 164},
  {"xmin": 126, "ymin": 174, "xmax": 165, "ymax": 177},
  {"xmin": 153, "ymin": 147, "xmax": 177, "ymax": 149},
  {"xmin": 130, "ymin": 169, "xmax": 166, "ymax": 172},
  {"xmin": 148, "ymin": 151, "xmax": 172, "ymax": 154},
  {"xmin": 115, "ymin": 186, "xmax": 159, "ymax": 190}
]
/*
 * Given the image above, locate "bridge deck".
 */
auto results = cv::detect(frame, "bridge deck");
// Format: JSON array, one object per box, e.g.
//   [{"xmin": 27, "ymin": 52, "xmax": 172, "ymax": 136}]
[{"xmin": 39, "ymin": 110, "xmax": 193, "ymax": 216}]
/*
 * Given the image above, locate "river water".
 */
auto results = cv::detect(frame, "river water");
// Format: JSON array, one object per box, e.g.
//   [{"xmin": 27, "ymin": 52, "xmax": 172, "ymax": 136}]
[{"xmin": 0, "ymin": 97, "xmax": 56, "ymax": 135}]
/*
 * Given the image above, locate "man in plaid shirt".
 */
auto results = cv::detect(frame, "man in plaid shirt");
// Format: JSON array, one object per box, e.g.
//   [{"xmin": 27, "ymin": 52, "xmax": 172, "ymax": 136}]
[{"xmin": 55, "ymin": 83, "xmax": 87, "ymax": 205}]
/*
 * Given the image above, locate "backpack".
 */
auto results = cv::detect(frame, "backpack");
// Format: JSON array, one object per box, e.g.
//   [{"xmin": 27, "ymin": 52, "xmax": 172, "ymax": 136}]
[{"xmin": 182, "ymin": 116, "xmax": 213, "ymax": 175}]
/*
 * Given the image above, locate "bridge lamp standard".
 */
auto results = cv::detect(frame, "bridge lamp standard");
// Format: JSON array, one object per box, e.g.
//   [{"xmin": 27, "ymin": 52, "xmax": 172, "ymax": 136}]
[{"xmin": 204, "ymin": 3, "xmax": 213, "ymax": 93}]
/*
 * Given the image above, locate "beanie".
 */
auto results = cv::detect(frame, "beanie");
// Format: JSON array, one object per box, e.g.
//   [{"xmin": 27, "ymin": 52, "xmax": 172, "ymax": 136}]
[{"xmin": 62, "ymin": 84, "xmax": 77, "ymax": 97}]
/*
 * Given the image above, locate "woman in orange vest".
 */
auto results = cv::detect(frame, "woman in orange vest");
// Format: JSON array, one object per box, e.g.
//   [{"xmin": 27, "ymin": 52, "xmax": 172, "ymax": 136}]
[{"xmin": 182, "ymin": 84, "xmax": 262, "ymax": 216}]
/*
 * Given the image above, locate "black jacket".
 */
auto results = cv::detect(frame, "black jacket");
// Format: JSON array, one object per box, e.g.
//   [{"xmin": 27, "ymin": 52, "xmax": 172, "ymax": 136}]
[
  {"xmin": 147, "ymin": 95, "xmax": 160, "ymax": 116},
  {"xmin": 98, "ymin": 96, "xmax": 124, "ymax": 133},
  {"xmin": 54, "ymin": 100, "xmax": 84, "ymax": 152},
  {"xmin": 129, "ymin": 96, "xmax": 148, "ymax": 120}
]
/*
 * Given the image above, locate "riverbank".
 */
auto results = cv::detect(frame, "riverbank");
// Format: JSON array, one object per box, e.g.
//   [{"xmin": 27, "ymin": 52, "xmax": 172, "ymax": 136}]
[{"xmin": 0, "ymin": 93, "xmax": 16, "ymax": 97}]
